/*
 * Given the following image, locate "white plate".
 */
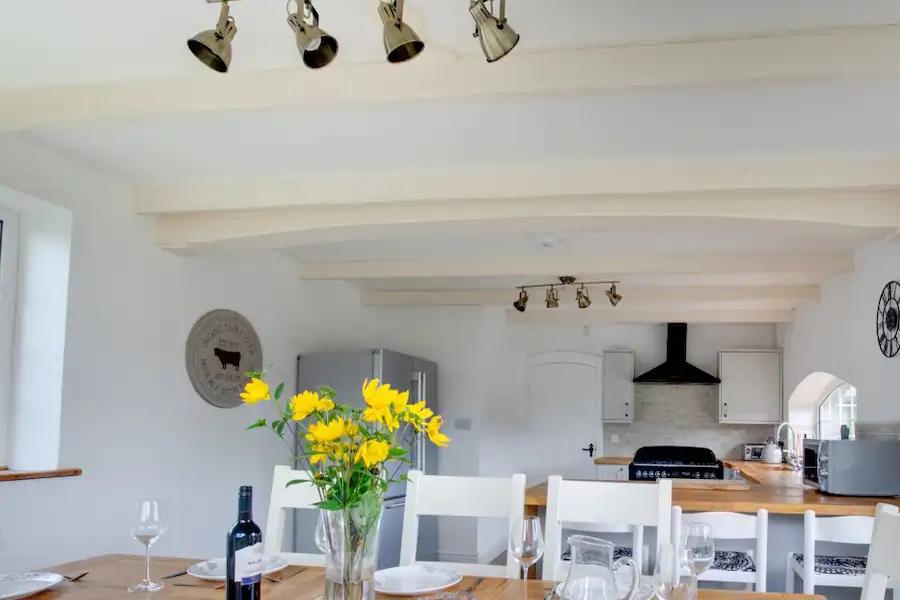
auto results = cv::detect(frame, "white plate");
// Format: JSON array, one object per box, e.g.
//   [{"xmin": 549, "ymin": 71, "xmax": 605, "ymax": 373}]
[
  {"xmin": 374, "ymin": 565, "xmax": 462, "ymax": 596},
  {"xmin": 187, "ymin": 556, "xmax": 288, "ymax": 581},
  {"xmin": 554, "ymin": 574, "xmax": 655, "ymax": 600},
  {"xmin": 0, "ymin": 572, "xmax": 63, "ymax": 600}
]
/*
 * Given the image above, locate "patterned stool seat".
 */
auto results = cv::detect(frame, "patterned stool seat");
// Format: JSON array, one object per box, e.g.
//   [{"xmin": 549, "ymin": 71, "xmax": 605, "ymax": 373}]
[
  {"xmin": 561, "ymin": 547, "xmax": 633, "ymax": 561},
  {"xmin": 709, "ymin": 550, "xmax": 756, "ymax": 572},
  {"xmin": 791, "ymin": 553, "xmax": 867, "ymax": 576}
]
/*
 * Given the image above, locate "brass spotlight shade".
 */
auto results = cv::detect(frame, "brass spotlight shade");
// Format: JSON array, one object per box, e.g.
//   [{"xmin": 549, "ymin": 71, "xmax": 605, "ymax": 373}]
[
  {"xmin": 378, "ymin": 0, "xmax": 425, "ymax": 63},
  {"xmin": 606, "ymin": 283, "xmax": 623, "ymax": 307},
  {"xmin": 187, "ymin": 1, "xmax": 237, "ymax": 73},
  {"xmin": 513, "ymin": 289, "xmax": 528, "ymax": 312},
  {"xmin": 576, "ymin": 286, "xmax": 592, "ymax": 309},
  {"xmin": 545, "ymin": 287, "xmax": 560, "ymax": 309},
  {"xmin": 470, "ymin": 0, "xmax": 519, "ymax": 62},
  {"xmin": 288, "ymin": 0, "xmax": 338, "ymax": 69}
]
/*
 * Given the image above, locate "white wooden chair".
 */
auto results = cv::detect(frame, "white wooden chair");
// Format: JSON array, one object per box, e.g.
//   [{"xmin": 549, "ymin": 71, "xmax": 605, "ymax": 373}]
[
  {"xmin": 400, "ymin": 470, "xmax": 526, "ymax": 578},
  {"xmin": 264, "ymin": 465, "xmax": 326, "ymax": 566},
  {"xmin": 861, "ymin": 505, "xmax": 900, "ymax": 600},
  {"xmin": 672, "ymin": 506, "xmax": 768, "ymax": 591},
  {"xmin": 785, "ymin": 504, "xmax": 900, "ymax": 595},
  {"xmin": 544, "ymin": 477, "xmax": 673, "ymax": 582}
]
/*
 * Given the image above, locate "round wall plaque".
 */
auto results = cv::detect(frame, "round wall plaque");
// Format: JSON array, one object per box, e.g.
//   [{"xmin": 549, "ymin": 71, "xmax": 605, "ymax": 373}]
[{"xmin": 185, "ymin": 309, "xmax": 263, "ymax": 408}]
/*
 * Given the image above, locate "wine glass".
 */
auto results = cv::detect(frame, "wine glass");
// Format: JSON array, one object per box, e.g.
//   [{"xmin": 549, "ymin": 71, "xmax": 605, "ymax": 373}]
[
  {"xmin": 509, "ymin": 516, "xmax": 544, "ymax": 580},
  {"xmin": 682, "ymin": 522, "xmax": 715, "ymax": 575},
  {"xmin": 128, "ymin": 499, "xmax": 168, "ymax": 593},
  {"xmin": 654, "ymin": 544, "xmax": 696, "ymax": 600}
]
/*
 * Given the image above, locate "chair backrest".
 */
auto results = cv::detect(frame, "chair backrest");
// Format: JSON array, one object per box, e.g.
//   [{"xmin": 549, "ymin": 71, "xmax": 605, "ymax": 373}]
[
  {"xmin": 801, "ymin": 507, "xmax": 887, "ymax": 590},
  {"xmin": 264, "ymin": 465, "xmax": 326, "ymax": 566},
  {"xmin": 545, "ymin": 477, "xmax": 672, "ymax": 582},
  {"xmin": 672, "ymin": 506, "xmax": 768, "ymax": 590},
  {"xmin": 400, "ymin": 470, "xmax": 526, "ymax": 578},
  {"xmin": 860, "ymin": 504, "xmax": 900, "ymax": 600}
]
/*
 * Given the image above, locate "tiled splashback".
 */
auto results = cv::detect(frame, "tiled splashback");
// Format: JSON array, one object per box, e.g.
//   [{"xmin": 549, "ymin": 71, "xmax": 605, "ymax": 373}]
[{"xmin": 603, "ymin": 385, "xmax": 775, "ymax": 459}]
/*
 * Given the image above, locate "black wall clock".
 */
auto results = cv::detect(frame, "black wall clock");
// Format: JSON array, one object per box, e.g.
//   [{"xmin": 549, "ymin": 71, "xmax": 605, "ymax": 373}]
[{"xmin": 876, "ymin": 281, "xmax": 900, "ymax": 358}]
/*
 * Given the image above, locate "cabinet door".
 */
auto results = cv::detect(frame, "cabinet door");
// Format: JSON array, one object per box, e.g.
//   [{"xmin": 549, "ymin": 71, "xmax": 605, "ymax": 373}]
[
  {"xmin": 718, "ymin": 350, "xmax": 782, "ymax": 424},
  {"xmin": 602, "ymin": 351, "xmax": 634, "ymax": 423}
]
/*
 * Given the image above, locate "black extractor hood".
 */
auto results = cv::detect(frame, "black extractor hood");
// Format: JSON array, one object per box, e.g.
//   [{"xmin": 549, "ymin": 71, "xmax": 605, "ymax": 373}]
[{"xmin": 633, "ymin": 323, "xmax": 721, "ymax": 385}]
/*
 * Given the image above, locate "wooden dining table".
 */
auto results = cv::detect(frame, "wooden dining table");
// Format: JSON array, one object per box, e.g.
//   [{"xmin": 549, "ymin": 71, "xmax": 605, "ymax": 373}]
[{"xmin": 33, "ymin": 555, "xmax": 825, "ymax": 600}]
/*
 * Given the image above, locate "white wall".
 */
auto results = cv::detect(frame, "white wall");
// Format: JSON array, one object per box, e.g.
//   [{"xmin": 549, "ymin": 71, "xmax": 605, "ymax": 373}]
[
  {"xmin": 0, "ymin": 137, "xmax": 375, "ymax": 571},
  {"xmin": 779, "ymin": 240, "xmax": 900, "ymax": 434}
]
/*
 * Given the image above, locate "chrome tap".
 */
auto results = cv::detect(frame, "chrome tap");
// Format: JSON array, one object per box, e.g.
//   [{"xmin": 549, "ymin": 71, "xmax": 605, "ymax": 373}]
[{"xmin": 775, "ymin": 422, "xmax": 802, "ymax": 471}]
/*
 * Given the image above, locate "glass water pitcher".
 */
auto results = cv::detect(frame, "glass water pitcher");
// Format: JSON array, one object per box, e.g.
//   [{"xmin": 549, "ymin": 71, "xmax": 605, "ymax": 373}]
[{"xmin": 560, "ymin": 535, "xmax": 641, "ymax": 600}]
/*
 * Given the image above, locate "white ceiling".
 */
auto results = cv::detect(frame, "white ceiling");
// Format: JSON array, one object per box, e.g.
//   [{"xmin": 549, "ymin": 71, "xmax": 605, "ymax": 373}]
[
  {"xmin": 23, "ymin": 78, "xmax": 900, "ymax": 182},
  {"xmin": 2, "ymin": 0, "xmax": 900, "ymax": 89},
  {"xmin": 4, "ymin": 1, "xmax": 900, "ymax": 321}
]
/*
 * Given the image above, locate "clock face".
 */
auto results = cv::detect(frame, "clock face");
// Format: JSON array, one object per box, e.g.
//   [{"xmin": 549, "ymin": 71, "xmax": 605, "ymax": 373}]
[{"xmin": 876, "ymin": 281, "xmax": 900, "ymax": 358}]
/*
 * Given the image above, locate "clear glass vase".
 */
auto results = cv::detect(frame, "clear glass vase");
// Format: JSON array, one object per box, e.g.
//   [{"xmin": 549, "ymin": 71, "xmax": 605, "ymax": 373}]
[{"xmin": 321, "ymin": 493, "xmax": 383, "ymax": 600}]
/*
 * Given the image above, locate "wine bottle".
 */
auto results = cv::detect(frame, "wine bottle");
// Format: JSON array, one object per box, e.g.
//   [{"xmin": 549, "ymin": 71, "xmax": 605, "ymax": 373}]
[{"xmin": 226, "ymin": 486, "xmax": 263, "ymax": 600}]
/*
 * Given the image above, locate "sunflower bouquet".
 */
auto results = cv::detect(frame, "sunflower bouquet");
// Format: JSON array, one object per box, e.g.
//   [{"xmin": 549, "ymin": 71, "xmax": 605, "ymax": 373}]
[
  {"xmin": 240, "ymin": 371, "xmax": 449, "ymax": 600},
  {"xmin": 241, "ymin": 373, "xmax": 450, "ymax": 509}
]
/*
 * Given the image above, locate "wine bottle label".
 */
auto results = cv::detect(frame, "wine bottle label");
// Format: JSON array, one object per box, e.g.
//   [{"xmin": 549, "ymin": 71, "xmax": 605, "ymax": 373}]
[{"xmin": 234, "ymin": 542, "xmax": 263, "ymax": 584}]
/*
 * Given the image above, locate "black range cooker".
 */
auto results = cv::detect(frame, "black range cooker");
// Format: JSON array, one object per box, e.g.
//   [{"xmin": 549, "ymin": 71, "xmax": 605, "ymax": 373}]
[{"xmin": 628, "ymin": 445, "xmax": 724, "ymax": 481}]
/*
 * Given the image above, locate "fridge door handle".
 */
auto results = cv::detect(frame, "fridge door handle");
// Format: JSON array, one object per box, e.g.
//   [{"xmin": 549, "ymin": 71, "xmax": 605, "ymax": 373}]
[{"xmin": 412, "ymin": 370, "xmax": 426, "ymax": 471}]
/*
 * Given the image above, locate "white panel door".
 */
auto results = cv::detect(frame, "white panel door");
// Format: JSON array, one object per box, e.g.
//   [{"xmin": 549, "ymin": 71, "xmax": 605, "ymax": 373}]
[{"xmin": 527, "ymin": 352, "xmax": 601, "ymax": 481}]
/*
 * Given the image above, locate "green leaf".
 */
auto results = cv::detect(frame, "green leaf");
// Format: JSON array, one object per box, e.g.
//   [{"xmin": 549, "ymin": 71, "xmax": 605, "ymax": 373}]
[
  {"xmin": 316, "ymin": 499, "xmax": 345, "ymax": 511},
  {"xmin": 246, "ymin": 419, "xmax": 267, "ymax": 430},
  {"xmin": 286, "ymin": 478, "xmax": 312, "ymax": 487},
  {"xmin": 388, "ymin": 447, "xmax": 408, "ymax": 458},
  {"xmin": 274, "ymin": 382, "xmax": 285, "ymax": 400}
]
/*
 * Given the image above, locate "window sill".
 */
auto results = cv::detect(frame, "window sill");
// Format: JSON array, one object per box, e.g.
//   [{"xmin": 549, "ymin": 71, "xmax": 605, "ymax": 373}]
[{"xmin": 0, "ymin": 466, "xmax": 82, "ymax": 482}]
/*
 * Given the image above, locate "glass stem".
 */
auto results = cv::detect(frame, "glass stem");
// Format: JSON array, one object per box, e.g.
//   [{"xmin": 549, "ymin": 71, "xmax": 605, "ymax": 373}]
[{"xmin": 144, "ymin": 544, "xmax": 151, "ymax": 583}]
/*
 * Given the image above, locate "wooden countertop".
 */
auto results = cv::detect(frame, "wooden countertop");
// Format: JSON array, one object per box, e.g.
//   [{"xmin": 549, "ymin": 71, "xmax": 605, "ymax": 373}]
[{"xmin": 525, "ymin": 458, "xmax": 900, "ymax": 516}]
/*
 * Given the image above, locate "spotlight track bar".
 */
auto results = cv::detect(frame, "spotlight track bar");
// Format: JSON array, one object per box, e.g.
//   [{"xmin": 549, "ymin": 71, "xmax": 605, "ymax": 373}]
[{"xmin": 516, "ymin": 278, "xmax": 620, "ymax": 291}]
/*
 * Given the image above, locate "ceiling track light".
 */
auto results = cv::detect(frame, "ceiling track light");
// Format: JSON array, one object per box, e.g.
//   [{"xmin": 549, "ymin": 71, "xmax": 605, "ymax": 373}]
[
  {"xmin": 470, "ymin": 0, "xmax": 519, "ymax": 62},
  {"xmin": 187, "ymin": 0, "xmax": 237, "ymax": 73},
  {"xmin": 605, "ymin": 283, "xmax": 623, "ymax": 307},
  {"xmin": 545, "ymin": 286, "xmax": 560, "ymax": 309},
  {"xmin": 513, "ymin": 288, "xmax": 528, "ymax": 312},
  {"xmin": 576, "ymin": 285, "xmax": 591, "ymax": 309},
  {"xmin": 378, "ymin": 0, "xmax": 425, "ymax": 64},
  {"xmin": 511, "ymin": 276, "xmax": 622, "ymax": 312},
  {"xmin": 287, "ymin": 0, "xmax": 339, "ymax": 69}
]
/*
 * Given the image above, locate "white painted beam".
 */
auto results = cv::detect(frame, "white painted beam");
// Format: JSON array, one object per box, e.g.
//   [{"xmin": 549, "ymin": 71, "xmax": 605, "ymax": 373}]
[
  {"xmin": 4, "ymin": 25, "xmax": 900, "ymax": 131},
  {"xmin": 361, "ymin": 285, "xmax": 819, "ymax": 307},
  {"xmin": 504, "ymin": 308, "xmax": 794, "ymax": 324},
  {"xmin": 151, "ymin": 187, "xmax": 900, "ymax": 250},
  {"xmin": 139, "ymin": 161, "xmax": 900, "ymax": 216},
  {"xmin": 296, "ymin": 253, "xmax": 852, "ymax": 280}
]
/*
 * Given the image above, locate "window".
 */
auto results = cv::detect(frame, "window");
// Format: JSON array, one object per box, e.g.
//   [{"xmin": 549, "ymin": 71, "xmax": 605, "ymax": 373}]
[
  {"xmin": 0, "ymin": 207, "xmax": 19, "ymax": 466},
  {"xmin": 817, "ymin": 382, "xmax": 857, "ymax": 440}
]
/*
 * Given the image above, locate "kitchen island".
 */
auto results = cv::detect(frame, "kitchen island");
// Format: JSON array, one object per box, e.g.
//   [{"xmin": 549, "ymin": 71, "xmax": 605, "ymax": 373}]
[
  {"xmin": 523, "ymin": 457, "xmax": 899, "ymax": 595},
  {"xmin": 524, "ymin": 458, "xmax": 900, "ymax": 517}
]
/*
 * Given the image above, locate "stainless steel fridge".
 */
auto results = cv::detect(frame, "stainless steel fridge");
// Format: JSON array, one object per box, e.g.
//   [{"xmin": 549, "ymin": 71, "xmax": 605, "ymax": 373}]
[{"xmin": 291, "ymin": 349, "xmax": 439, "ymax": 569}]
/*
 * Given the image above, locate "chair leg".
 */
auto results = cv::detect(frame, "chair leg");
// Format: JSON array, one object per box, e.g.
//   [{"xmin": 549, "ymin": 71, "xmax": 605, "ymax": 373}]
[{"xmin": 784, "ymin": 555, "xmax": 794, "ymax": 594}]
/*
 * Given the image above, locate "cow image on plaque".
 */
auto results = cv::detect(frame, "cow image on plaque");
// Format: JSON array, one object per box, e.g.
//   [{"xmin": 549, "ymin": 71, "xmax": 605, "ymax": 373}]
[{"xmin": 186, "ymin": 309, "xmax": 263, "ymax": 408}]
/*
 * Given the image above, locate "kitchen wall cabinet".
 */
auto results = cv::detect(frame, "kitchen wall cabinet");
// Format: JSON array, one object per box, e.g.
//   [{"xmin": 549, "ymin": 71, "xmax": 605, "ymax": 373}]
[
  {"xmin": 718, "ymin": 349, "xmax": 783, "ymax": 424},
  {"xmin": 602, "ymin": 351, "xmax": 634, "ymax": 423}
]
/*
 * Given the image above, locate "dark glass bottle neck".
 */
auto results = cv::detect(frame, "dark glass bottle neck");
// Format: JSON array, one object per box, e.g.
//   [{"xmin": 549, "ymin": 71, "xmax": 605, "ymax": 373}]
[{"xmin": 238, "ymin": 487, "xmax": 253, "ymax": 521}]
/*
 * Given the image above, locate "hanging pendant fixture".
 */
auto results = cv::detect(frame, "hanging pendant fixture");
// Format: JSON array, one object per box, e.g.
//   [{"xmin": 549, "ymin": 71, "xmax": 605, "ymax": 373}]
[{"xmin": 511, "ymin": 276, "xmax": 622, "ymax": 312}]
